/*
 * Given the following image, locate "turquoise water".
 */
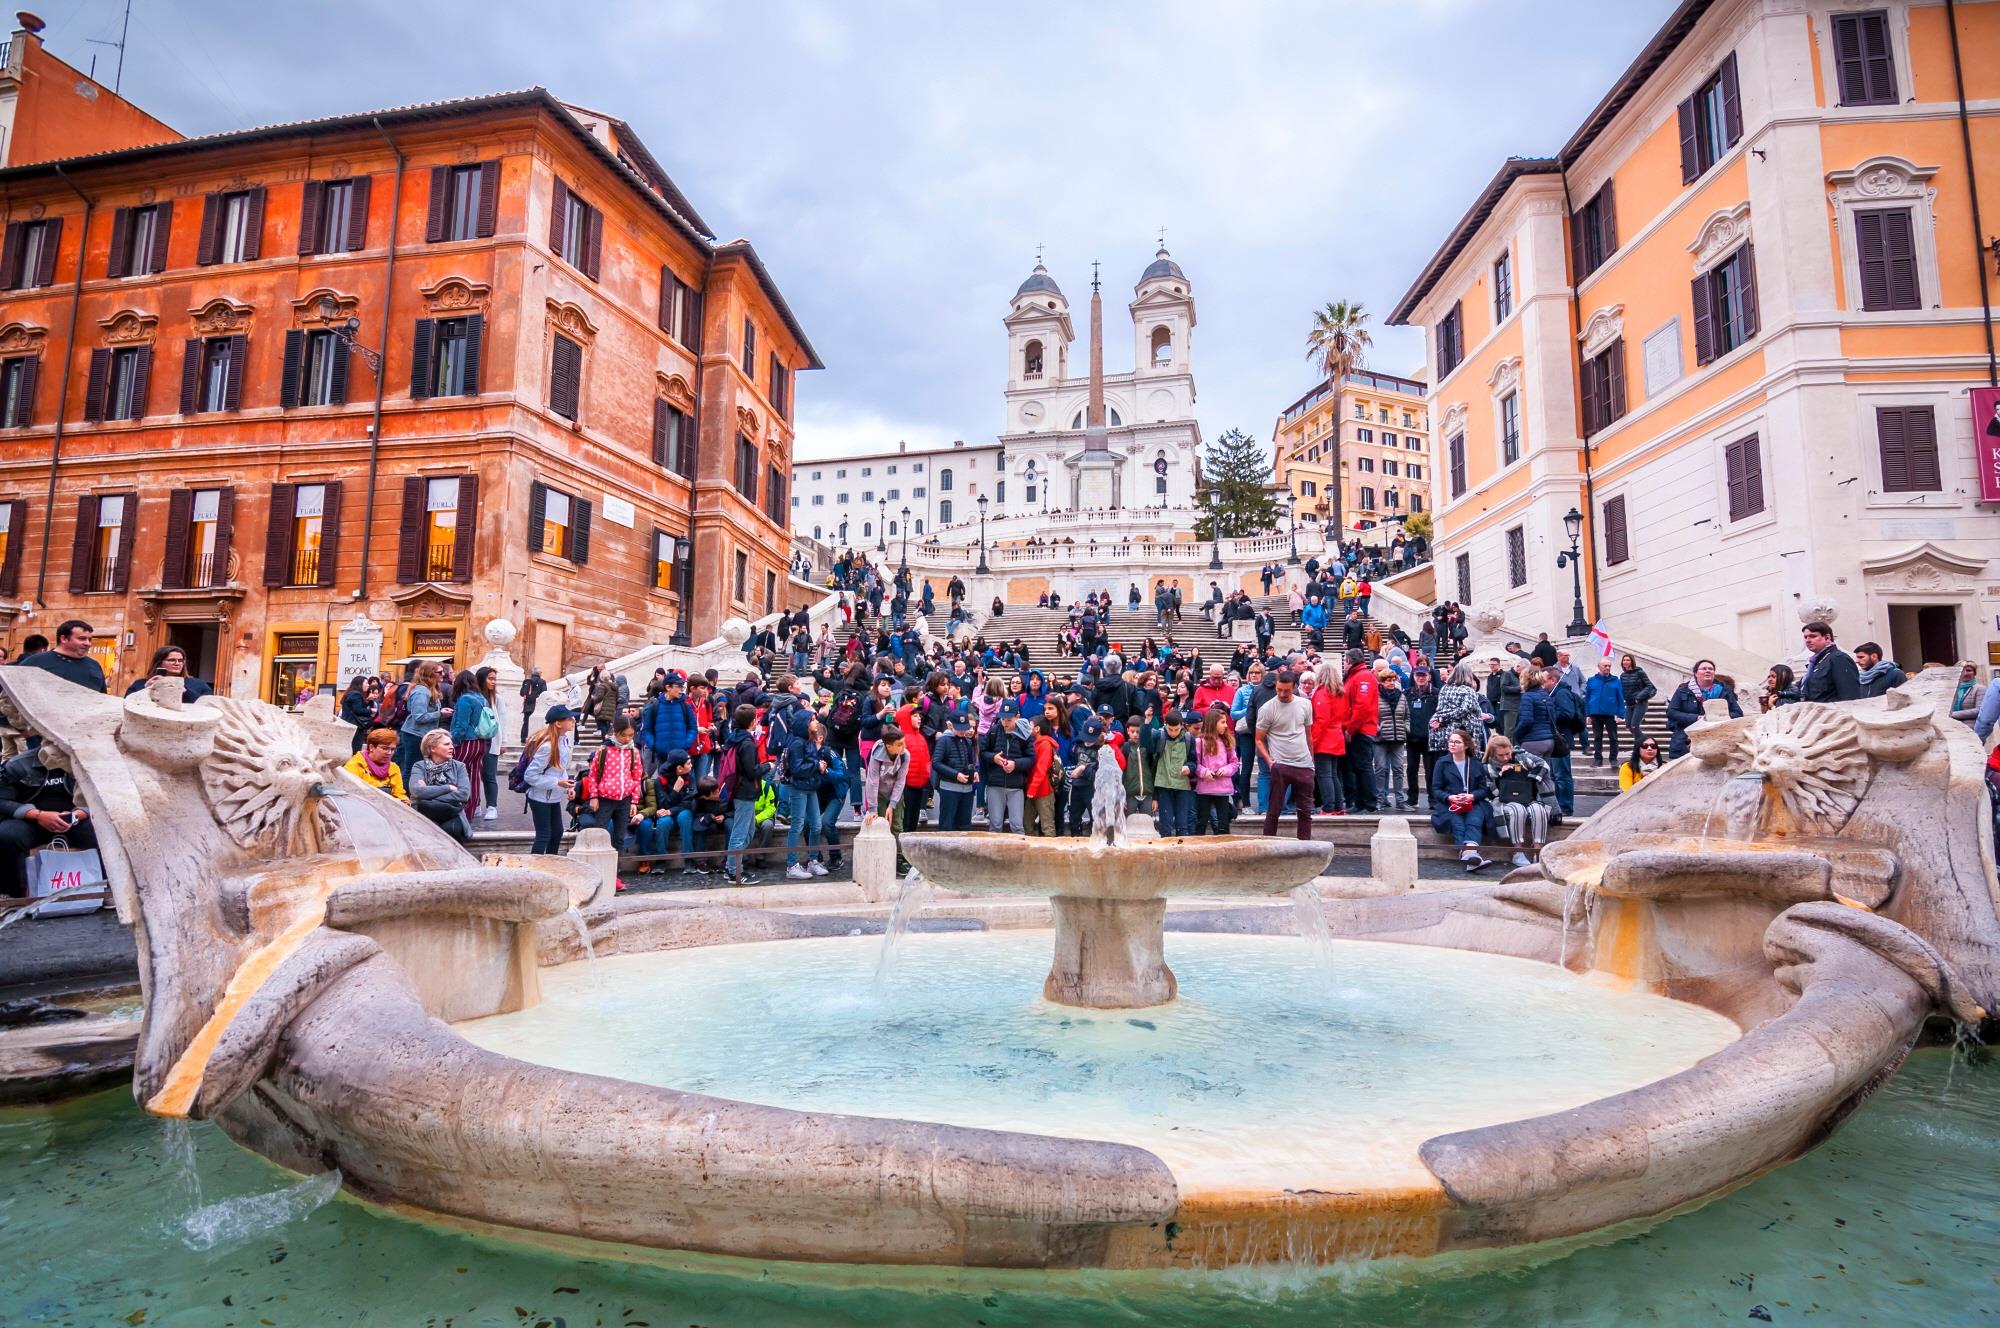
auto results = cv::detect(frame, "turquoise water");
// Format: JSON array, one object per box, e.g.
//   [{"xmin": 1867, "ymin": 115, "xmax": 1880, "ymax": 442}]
[{"xmin": 460, "ymin": 933, "xmax": 1739, "ymax": 1196}]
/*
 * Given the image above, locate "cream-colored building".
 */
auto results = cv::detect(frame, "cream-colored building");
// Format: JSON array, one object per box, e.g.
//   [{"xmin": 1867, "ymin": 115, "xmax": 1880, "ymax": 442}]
[
  {"xmin": 1273, "ymin": 369, "xmax": 1431, "ymax": 535},
  {"xmin": 1390, "ymin": 0, "xmax": 2000, "ymax": 670}
]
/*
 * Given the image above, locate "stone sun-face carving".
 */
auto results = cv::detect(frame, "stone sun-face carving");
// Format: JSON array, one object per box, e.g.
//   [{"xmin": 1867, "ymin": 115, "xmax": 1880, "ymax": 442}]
[
  {"xmin": 200, "ymin": 699, "xmax": 342, "ymax": 856},
  {"xmin": 1743, "ymin": 705, "xmax": 1872, "ymax": 833}
]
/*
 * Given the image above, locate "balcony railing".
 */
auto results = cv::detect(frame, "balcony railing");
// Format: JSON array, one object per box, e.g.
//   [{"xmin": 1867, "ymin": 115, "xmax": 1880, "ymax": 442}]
[
  {"xmin": 186, "ymin": 553, "xmax": 221, "ymax": 590},
  {"xmin": 424, "ymin": 539, "xmax": 455, "ymax": 581},
  {"xmin": 289, "ymin": 547, "xmax": 320, "ymax": 586}
]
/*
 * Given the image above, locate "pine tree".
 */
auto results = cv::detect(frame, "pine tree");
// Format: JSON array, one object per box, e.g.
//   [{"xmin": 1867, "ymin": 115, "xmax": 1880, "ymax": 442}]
[{"xmin": 1195, "ymin": 429, "xmax": 1280, "ymax": 539}]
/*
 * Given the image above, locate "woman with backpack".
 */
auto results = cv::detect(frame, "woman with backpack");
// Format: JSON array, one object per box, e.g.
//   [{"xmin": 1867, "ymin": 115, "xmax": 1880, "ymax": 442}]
[
  {"xmin": 448, "ymin": 668, "xmax": 499, "ymax": 821},
  {"xmin": 519, "ymin": 706, "xmax": 578, "ymax": 856}
]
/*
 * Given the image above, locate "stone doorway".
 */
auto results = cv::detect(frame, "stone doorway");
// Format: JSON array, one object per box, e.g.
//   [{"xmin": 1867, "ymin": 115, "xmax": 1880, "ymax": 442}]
[{"xmin": 1887, "ymin": 603, "xmax": 1958, "ymax": 671}]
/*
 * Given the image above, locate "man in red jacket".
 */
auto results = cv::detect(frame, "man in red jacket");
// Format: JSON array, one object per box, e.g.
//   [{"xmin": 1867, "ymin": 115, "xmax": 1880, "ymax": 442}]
[
  {"xmin": 1309, "ymin": 662, "xmax": 1348, "ymax": 815},
  {"xmin": 1192, "ymin": 664, "xmax": 1235, "ymax": 717},
  {"xmin": 1341, "ymin": 649, "xmax": 1381, "ymax": 813}
]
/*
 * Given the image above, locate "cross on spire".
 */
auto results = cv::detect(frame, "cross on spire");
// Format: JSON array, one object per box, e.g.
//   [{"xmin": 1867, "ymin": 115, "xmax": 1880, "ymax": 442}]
[
  {"xmin": 1091, "ymin": 259, "xmax": 1101, "ymax": 293},
  {"xmin": 1035, "ymin": 241, "xmax": 1044, "ymax": 265},
  {"xmin": 1157, "ymin": 225, "xmax": 1167, "ymax": 249}
]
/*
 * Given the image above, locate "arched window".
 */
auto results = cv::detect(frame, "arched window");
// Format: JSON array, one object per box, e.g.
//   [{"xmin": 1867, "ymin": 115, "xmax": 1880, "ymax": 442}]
[
  {"xmin": 915, "ymin": 519, "xmax": 924, "ymax": 534},
  {"xmin": 996, "ymin": 481, "xmax": 1005, "ymax": 504},
  {"xmin": 1023, "ymin": 339, "xmax": 1044, "ymax": 377},
  {"xmin": 939, "ymin": 468, "xmax": 954, "ymax": 492},
  {"xmin": 1069, "ymin": 406, "xmax": 1124, "ymax": 428},
  {"xmin": 813, "ymin": 524, "xmax": 822, "ymax": 539},
  {"xmin": 939, "ymin": 500, "xmax": 953, "ymax": 525},
  {"xmin": 862, "ymin": 521, "xmax": 872, "ymax": 537},
  {"xmin": 1150, "ymin": 326, "xmax": 1172, "ymax": 365},
  {"xmin": 888, "ymin": 521, "xmax": 897, "ymax": 536}
]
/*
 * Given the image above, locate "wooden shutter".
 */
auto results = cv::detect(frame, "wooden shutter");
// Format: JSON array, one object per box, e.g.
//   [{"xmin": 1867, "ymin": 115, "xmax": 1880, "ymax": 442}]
[
  {"xmin": 317, "ymin": 481, "xmax": 343, "ymax": 587},
  {"xmin": 111, "ymin": 493, "xmax": 138, "ymax": 592},
  {"xmin": 1833, "ymin": 12, "xmax": 1897, "ymax": 105},
  {"xmin": 83, "ymin": 349, "xmax": 111, "ymax": 421},
  {"xmin": 0, "ymin": 223, "xmax": 21, "ymax": 288},
  {"xmin": 148, "ymin": 203, "xmax": 172, "ymax": 273},
  {"xmin": 197, "ymin": 192, "xmax": 222, "ymax": 264},
  {"xmin": 550, "ymin": 178, "xmax": 569, "ymax": 255},
  {"xmin": 161, "ymin": 489, "xmax": 193, "ymax": 589},
  {"xmin": 685, "ymin": 287, "xmax": 703, "ymax": 352},
  {"xmin": 425, "ymin": 166, "xmax": 450, "ymax": 243},
  {"xmin": 1882, "ymin": 209, "xmax": 1918, "ymax": 310},
  {"xmin": 1602, "ymin": 494, "xmax": 1630, "ymax": 565},
  {"xmin": 1677, "ymin": 95, "xmax": 1699, "ymax": 183},
  {"xmin": 328, "ymin": 337, "xmax": 350, "ymax": 404},
  {"xmin": 550, "ymin": 334, "xmax": 581, "ymax": 419},
  {"xmin": 1718, "ymin": 54, "xmax": 1742, "ymax": 148},
  {"xmin": 1448, "ymin": 434, "xmax": 1466, "ymax": 497},
  {"xmin": 1878, "ymin": 406, "xmax": 1941, "ymax": 492},
  {"xmin": 345, "ymin": 176, "xmax": 371, "ymax": 251},
  {"xmin": 279, "ymin": 330, "xmax": 305, "ymax": 408},
  {"xmin": 211, "ymin": 487, "xmax": 236, "ymax": 582},
  {"xmin": 264, "ymin": 482, "xmax": 296, "ymax": 586},
  {"xmin": 583, "ymin": 204, "xmax": 603, "ymax": 280},
  {"xmin": 476, "ymin": 160, "xmax": 500, "ymax": 237},
  {"xmin": 0, "ymin": 500, "xmax": 25, "ymax": 595},
  {"xmin": 408, "ymin": 318, "xmax": 435, "ymax": 399},
  {"xmin": 107, "ymin": 207, "xmax": 133, "ymax": 278},
  {"xmin": 1855, "ymin": 209, "xmax": 1890, "ymax": 310},
  {"xmin": 1691, "ymin": 273, "xmax": 1716, "ymax": 365},
  {"xmin": 1737, "ymin": 244, "xmax": 1760, "ymax": 340},
  {"xmin": 67, "ymin": 494, "xmax": 98, "ymax": 593},
  {"xmin": 652, "ymin": 397, "xmax": 669, "ymax": 465},
  {"xmin": 527, "ymin": 480, "xmax": 547, "ymax": 554},
  {"xmin": 1595, "ymin": 181, "xmax": 1616, "ymax": 261},
  {"xmin": 396, "ymin": 476, "xmax": 425, "ymax": 582},
  {"xmin": 658, "ymin": 266, "xmax": 673, "ymax": 331},
  {"xmin": 570, "ymin": 497, "xmax": 593, "ymax": 566},
  {"xmin": 298, "ymin": 180, "xmax": 324, "ymax": 256},
  {"xmin": 223, "ymin": 334, "xmax": 247, "ymax": 411},
  {"xmin": 1726, "ymin": 436, "xmax": 1764, "ymax": 521},
  {"xmin": 11, "ymin": 356, "xmax": 36, "ymax": 427},
  {"xmin": 1580, "ymin": 353, "xmax": 1601, "ymax": 437},
  {"xmin": 461, "ymin": 314, "xmax": 483, "ymax": 395},
  {"xmin": 178, "ymin": 338, "xmax": 203, "ymax": 413},
  {"xmin": 32, "ymin": 219, "xmax": 58, "ymax": 287},
  {"xmin": 451, "ymin": 474, "xmax": 478, "ymax": 583},
  {"xmin": 240, "ymin": 188, "xmax": 265, "ymax": 261},
  {"xmin": 129, "ymin": 346, "xmax": 152, "ymax": 419},
  {"xmin": 1605, "ymin": 340, "xmax": 1627, "ymax": 422}
]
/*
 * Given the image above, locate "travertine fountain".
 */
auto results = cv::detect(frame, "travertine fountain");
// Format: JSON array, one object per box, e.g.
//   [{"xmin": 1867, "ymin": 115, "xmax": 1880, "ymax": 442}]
[{"xmin": 3, "ymin": 665, "xmax": 1992, "ymax": 1271}]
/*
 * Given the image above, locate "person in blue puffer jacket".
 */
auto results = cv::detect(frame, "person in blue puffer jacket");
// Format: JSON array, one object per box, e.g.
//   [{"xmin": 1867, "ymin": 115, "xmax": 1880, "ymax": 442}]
[
  {"xmin": 1582, "ymin": 657, "xmax": 1628, "ymax": 767},
  {"xmin": 639, "ymin": 670, "xmax": 699, "ymax": 771},
  {"xmin": 1511, "ymin": 667, "xmax": 1558, "ymax": 757}
]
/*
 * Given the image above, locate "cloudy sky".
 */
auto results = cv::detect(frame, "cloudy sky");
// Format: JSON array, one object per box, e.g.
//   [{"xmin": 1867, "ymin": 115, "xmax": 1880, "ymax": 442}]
[{"xmin": 41, "ymin": 0, "xmax": 1675, "ymax": 460}]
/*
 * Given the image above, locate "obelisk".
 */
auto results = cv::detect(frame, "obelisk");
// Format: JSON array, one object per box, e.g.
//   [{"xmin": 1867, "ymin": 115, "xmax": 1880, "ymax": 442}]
[{"xmin": 1076, "ymin": 260, "xmax": 1120, "ymax": 508}]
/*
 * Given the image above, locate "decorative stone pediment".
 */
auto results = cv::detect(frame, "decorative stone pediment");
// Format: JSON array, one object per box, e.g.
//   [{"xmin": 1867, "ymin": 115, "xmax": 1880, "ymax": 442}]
[
  {"xmin": 1689, "ymin": 203, "xmax": 1752, "ymax": 275},
  {"xmin": 1440, "ymin": 401, "xmax": 1469, "ymax": 437},
  {"xmin": 736, "ymin": 405, "xmax": 761, "ymax": 437},
  {"xmin": 545, "ymin": 299, "xmax": 597, "ymax": 344},
  {"xmin": 291, "ymin": 287, "xmax": 360, "ymax": 327},
  {"xmin": 656, "ymin": 372, "xmax": 695, "ymax": 411},
  {"xmin": 98, "ymin": 309, "xmax": 158, "ymax": 345},
  {"xmin": 1859, "ymin": 542, "xmax": 1984, "ymax": 594},
  {"xmin": 1577, "ymin": 305, "xmax": 1625, "ymax": 358},
  {"xmin": 1487, "ymin": 356, "xmax": 1522, "ymax": 396},
  {"xmin": 422, "ymin": 277, "xmax": 491, "ymax": 314},
  {"xmin": 0, "ymin": 321, "xmax": 48, "ymax": 354},
  {"xmin": 387, "ymin": 583, "xmax": 473, "ymax": 618},
  {"xmin": 1827, "ymin": 155, "xmax": 1938, "ymax": 209},
  {"xmin": 189, "ymin": 298, "xmax": 253, "ymax": 336}
]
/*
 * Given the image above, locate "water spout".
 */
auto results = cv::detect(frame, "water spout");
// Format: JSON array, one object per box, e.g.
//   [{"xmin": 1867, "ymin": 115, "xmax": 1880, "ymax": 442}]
[
  {"xmin": 1290, "ymin": 884, "xmax": 1337, "ymax": 988},
  {"xmin": 870, "ymin": 872, "xmax": 929, "ymax": 996}
]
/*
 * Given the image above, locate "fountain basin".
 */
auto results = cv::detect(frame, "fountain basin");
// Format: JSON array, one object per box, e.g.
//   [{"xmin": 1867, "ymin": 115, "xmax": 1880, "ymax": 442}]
[{"xmin": 900, "ymin": 832, "xmax": 1332, "ymax": 901}]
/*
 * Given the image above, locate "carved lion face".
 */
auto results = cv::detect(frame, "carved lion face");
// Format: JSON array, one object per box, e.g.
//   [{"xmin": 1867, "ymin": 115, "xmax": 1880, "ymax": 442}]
[
  {"xmin": 200, "ymin": 699, "xmax": 341, "ymax": 857},
  {"xmin": 1742, "ymin": 706, "xmax": 1871, "ymax": 834}
]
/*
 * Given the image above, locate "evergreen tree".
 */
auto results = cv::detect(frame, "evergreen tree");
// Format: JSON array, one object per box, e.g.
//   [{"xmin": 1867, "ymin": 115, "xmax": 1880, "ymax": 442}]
[{"xmin": 1195, "ymin": 429, "xmax": 1280, "ymax": 539}]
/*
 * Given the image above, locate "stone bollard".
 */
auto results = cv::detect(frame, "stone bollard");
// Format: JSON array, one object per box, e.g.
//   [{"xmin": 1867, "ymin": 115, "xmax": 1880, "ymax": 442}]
[
  {"xmin": 852, "ymin": 818, "xmax": 898, "ymax": 904},
  {"xmin": 1370, "ymin": 815, "xmax": 1419, "ymax": 892},
  {"xmin": 565, "ymin": 827, "xmax": 618, "ymax": 906},
  {"xmin": 1124, "ymin": 811, "xmax": 1160, "ymax": 842}
]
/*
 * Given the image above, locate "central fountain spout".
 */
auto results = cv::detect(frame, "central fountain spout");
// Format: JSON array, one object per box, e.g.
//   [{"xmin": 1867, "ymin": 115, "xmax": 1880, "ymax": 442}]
[{"xmin": 900, "ymin": 809, "xmax": 1333, "ymax": 1009}]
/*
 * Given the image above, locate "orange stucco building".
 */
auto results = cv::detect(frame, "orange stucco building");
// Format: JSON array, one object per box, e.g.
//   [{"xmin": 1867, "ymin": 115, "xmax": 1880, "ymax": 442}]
[
  {"xmin": 1391, "ymin": 0, "xmax": 1999, "ymax": 672},
  {"xmin": 0, "ymin": 16, "xmax": 816, "ymax": 700},
  {"xmin": 1272, "ymin": 369, "xmax": 1431, "ymax": 535}
]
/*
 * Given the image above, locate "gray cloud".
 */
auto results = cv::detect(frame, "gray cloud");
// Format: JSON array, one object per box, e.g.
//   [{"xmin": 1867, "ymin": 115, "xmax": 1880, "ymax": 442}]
[{"xmin": 46, "ymin": 0, "xmax": 1675, "ymax": 458}]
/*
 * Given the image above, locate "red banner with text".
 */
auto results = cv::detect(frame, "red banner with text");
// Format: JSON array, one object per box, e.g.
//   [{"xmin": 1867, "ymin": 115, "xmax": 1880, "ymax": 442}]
[{"xmin": 1975, "ymin": 386, "xmax": 2000, "ymax": 502}]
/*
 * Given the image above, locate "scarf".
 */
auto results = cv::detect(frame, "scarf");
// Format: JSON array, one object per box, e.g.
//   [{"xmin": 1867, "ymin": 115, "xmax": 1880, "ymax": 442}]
[
  {"xmin": 414, "ymin": 757, "xmax": 456, "ymax": 785},
  {"xmin": 363, "ymin": 748, "xmax": 394, "ymax": 780},
  {"xmin": 1857, "ymin": 659, "xmax": 1897, "ymax": 687}
]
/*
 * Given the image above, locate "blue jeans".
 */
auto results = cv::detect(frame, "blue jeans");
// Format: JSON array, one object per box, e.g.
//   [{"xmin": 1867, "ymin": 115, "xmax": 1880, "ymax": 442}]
[
  {"xmin": 1155, "ymin": 787, "xmax": 1195, "ymax": 837},
  {"xmin": 815, "ymin": 792, "xmax": 844, "ymax": 857},
  {"xmin": 529, "ymin": 798, "xmax": 565, "ymax": 855},
  {"xmin": 785, "ymin": 786, "xmax": 820, "ymax": 867},
  {"xmin": 726, "ymin": 797, "xmax": 758, "ymax": 877},
  {"xmin": 637, "ymin": 809, "xmax": 693, "ymax": 860},
  {"xmin": 1551, "ymin": 754, "xmax": 1575, "ymax": 816},
  {"xmin": 935, "ymin": 787, "xmax": 976, "ymax": 830},
  {"xmin": 1433, "ymin": 805, "xmax": 1488, "ymax": 847}
]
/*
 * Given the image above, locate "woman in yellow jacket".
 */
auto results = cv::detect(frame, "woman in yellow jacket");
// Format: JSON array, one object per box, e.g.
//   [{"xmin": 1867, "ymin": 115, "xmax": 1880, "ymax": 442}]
[
  {"xmin": 344, "ymin": 726, "xmax": 410, "ymax": 801},
  {"xmin": 1618, "ymin": 736, "xmax": 1664, "ymax": 791}
]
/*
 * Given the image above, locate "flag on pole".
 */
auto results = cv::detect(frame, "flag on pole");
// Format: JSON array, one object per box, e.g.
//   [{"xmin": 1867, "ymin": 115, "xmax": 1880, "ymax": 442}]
[{"xmin": 1587, "ymin": 620, "xmax": 1613, "ymax": 662}]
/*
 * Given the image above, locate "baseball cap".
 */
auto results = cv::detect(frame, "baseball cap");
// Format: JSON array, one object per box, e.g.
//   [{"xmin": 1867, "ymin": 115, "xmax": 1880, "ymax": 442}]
[
  {"xmin": 1095, "ymin": 703, "xmax": 1116, "ymax": 717},
  {"xmin": 661, "ymin": 669, "xmax": 685, "ymax": 686},
  {"xmin": 544, "ymin": 704, "xmax": 577, "ymax": 723},
  {"xmin": 950, "ymin": 711, "xmax": 974, "ymax": 732},
  {"xmin": 998, "ymin": 700, "xmax": 1020, "ymax": 719},
  {"xmin": 1083, "ymin": 719, "xmax": 1104, "ymax": 740}
]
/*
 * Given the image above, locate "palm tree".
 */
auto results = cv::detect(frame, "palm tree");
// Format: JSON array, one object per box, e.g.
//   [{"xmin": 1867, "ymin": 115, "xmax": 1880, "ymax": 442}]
[{"xmin": 1304, "ymin": 301, "xmax": 1373, "ymax": 538}]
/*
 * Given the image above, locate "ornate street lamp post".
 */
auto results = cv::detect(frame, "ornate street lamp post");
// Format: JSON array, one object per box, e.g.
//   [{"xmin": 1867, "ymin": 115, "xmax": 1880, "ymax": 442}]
[
  {"xmin": 899, "ymin": 505, "xmax": 911, "ymax": 574},
  {"xmin": 1205, "ymin": 487, "xmax": 1222, "ymax": 570},
  {"xmin": 1556, "ymin": 505, "xmax": 1590, "ymax": 638},
  {"xmin": 876, "ymin": 498, "xmax": 887, "ymax": 554},
  {"xmin": 1287, "ymin": 490, "xmax": 1301, "ymax": 565},
  {"xmin": 976, "ymin": 494, "xmax": 990, "ymax": 575}
]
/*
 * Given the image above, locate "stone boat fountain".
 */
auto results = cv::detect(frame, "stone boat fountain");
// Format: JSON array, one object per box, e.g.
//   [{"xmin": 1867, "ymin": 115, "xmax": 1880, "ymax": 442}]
[{"xmin": 2, "ymin": 666, "xmax": 1994, "ymax": 1274}]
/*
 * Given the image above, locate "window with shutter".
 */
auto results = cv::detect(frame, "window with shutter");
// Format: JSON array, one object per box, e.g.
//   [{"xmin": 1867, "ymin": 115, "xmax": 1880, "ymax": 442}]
[
  {"xmin": 1724, "ymin": 434, "xmax": 1765, "ymax": 521},
  {"xmin": 1492, "ymin": 252, "xmax": 1513, "ymax": 321},
  {"xmin": 1854, "ymin": 207, "xmax": 1919, "ymax": 311},
  {"xmin": 1455, "ymin": 553, "xmax": 1471, "ymax": 604},
  {"xmin": 1602, "ymin": 495, "xmax": 1630, "ymax": 566},
  {"xmin": 741, "ymin": 317, "xmax": 757, "ymax": 375},
  {"xmin": 1, "ymin": 355, "xmax": 37, "ymax": 428},
  {"xmin": 431, "ymin": 164, "xmax": 491, "ymax": 243},
  {"xmin": 0, "ymin": 499, "xmax": 26, "ymax": 597},
  {"xmin": 452, "ymin": 475, "xmax": 479, "ymax": 583},
  {"xmin": 1876, "ymin": 406, "xmax": 1941, "ymax": 493},
  {"xmin": 1831, "ymin": 11, "xmax": 1897, "ymax": 106},
  {"xmin": 550, "ymin": 334, "xmax": 582, "ymax": 419},
  {"xmin": 2, "ymin": 219, "xmax": 61, "ymax": 290},
  {"xmin": 1678, "ymin": 54, "xmax": 1742, "ymax": 183},
  {"xmin": 1448, "ymin": 433, "xmax": 1466, "ymax": 498},
  {"xmin": 1505, "ymin": 527, "xmax": 1527, "ymax": 588},
  {"xmin": 396, "ymin": 476, "xmax": 426, "ymax": 583},
  {"xmin": 1436, "ymin": 304, "xmax": 1464, "ymax": 378},
  {"xmin": 408, "ymin": 319, "xmax": 436, "ymax": 400},
  {"xmin": 1499, "ymin": 391, "xmax": 1520, "ymax": 464},
  {"xmin": 1571, "ymin": 184, "xmax": 1617, "ymax": 279}
]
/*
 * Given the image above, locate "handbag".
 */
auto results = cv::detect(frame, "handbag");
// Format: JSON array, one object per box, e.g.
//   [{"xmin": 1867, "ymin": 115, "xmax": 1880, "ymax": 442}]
[
  {"xmin": 475, "ymin": 702, "xmax": 499, "ymax": 741},
  {"xmin": 27, "ymin": 836, "xmax": 108, "ymax": 916}
]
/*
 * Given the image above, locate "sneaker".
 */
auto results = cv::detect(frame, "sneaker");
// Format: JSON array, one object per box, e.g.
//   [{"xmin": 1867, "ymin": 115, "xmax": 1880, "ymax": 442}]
[
  {"xmin": 785, "ymin": 864, "xmax": 813, "ymax": 880},
  {"xmin": 1510, "ymin": 851, "xmax": 1531, "ymax": 869},
  {"xmin": 481, "ymin": 807, "xmax": 499, "ymax": 822},
  {"xmin": 615, "ymin": 878, "xmax": 630, "ymax": 893},
  {"xmin": 681, "ymin": 866, "xmax": 703, "ymax": 876},
  {"xmin": 807, "ymin": 860, "xmax": 829, "ymax": 877},
  {"xmin": 1461, "ymin": 852, "xmax": 1486, "ymax": 873}
]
